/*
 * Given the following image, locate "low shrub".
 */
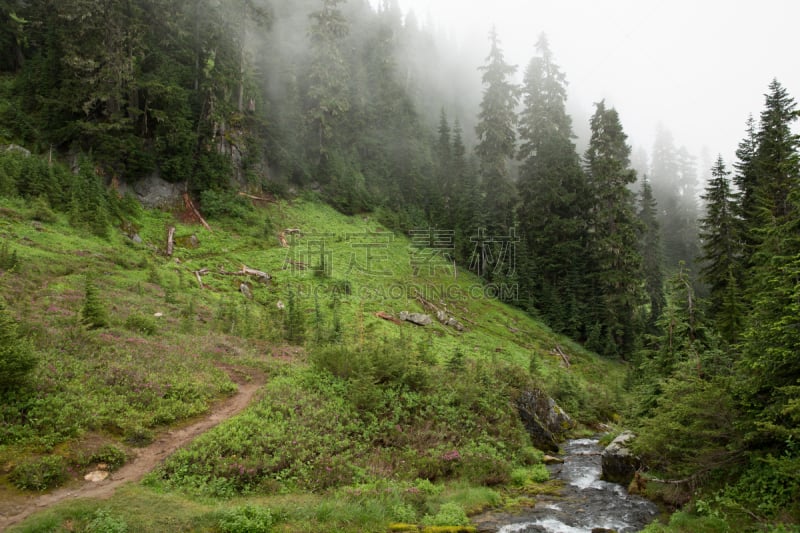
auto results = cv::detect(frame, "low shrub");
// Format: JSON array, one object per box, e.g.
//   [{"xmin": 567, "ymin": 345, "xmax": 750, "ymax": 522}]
[
  {"xmin": 218, "ymin": 504, "xmax": 276, "ymax": 533},
  {"xmin": 124, "ymin": 313, "xmax": 158, "ymax": 335},
  {"xmin": 123, "ymin": 425, "xmax": 154, "ymax": 447},
  {"xmin": 510, "ymin": 464, "xmax": 549, "ymax": 486},
  {"xmin": 10, "ymin": 455, "xmax": 68, "ymax": 491},
  {"xmin": 91, "ymin": 444, "xmax": 127, "ymax": 471},
  {"xmin": 421, "ymin": 502, "xmax": 470, "ymax": 527},
  {"xmin": 200, "ymin": 189, "xmax": 253, "ymax": 221}
]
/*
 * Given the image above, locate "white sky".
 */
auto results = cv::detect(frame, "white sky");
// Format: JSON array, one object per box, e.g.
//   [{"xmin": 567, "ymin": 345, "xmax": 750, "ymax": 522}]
[{"xmin": 392, "ymin": 0, "xmax": 800, "ymax": 175}]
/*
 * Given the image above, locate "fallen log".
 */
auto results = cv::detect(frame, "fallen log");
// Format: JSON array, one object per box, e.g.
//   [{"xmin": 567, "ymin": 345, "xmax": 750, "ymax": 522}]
[
  {"xmin": 553, "ymin": 344, "xmax": 571, "ymax": 368},
  {"xmin": 166, "ymin": 226, "xmax": 175, "ymax": 256},
  {"xmin": 183, "ymin": 192, "xmax": 212, "ymax": 231},
  {"xmin": 375, "ymin": 311, "xmax": 403, "ymax": 325},
  {"xmin": 240, "ymin": 265, "xmax": 271, "ymax": 281},
  {"xmin": 191, "ymin": 268, "xmax": 210, "ymax": 288},
  {"xmin": 278, "ymin": 231, "xmax": 288, "ymax": 248},
  {"xmin": 217, "ymin": 265, "xmax": 271, "ymax": 283},
  {"xmin": 238, "ymin": 191, "xmax": 277, "ymax": 203}
]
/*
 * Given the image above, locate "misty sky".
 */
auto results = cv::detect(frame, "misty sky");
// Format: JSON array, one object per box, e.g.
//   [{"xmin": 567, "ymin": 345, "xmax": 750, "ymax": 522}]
[{"xmin": 388, "ymin": 0, "xmax": 800, "ymax": 176}]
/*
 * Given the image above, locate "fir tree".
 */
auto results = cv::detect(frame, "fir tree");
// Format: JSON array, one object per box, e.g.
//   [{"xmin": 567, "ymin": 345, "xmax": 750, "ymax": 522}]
[
  {"xmin": 739, "ymin": 81, "xmax": 800, "ymax": 445},
  {"xmin": 306, "ymin": 0, "xmax": 350, "ymax": 164},
  {"xmin": 81, "ymin": 274, "xmax": 108, "ymax": 329},
  {"xmin": 0, "ymin": 299, "xmax": 37, "ymax": 392},
  {"xmin": 516, "ymin": 35, "xmax": 590, "ymax": 336},
  {"xmin": 649, "ymin": 127, "xmax": 700, "ymax": 272},
  {"xmin": 451, "ymin": 121, "xmax": 483, "ymax": 265},
  {"xmin": 0, "ymin": 241, "xmax": 19, "ymax": 271},
  {"xmin": 733, "ymin": 114, "xmax": 760, "ymax": 269},
  {"xmin": 584, "ymin": 101, "xmax": 643, "ymax": 355},
  {"xmin": 474, "ymin": 26, "xmax": 518, "ymax": 235},
  {"xmin": 284, "ymin": 288, "xmax": 306, "ymax": 344},
  {"xmin": 753, "ymin": 79, "xmax": 800, "ymax": 224},
  {"xmin": 699, "ymin": 156, "xmax": 743, "ymax": 343},
  {"xmin": 638, "ymin": 176, "xmax": 665, "ymax": 329}
]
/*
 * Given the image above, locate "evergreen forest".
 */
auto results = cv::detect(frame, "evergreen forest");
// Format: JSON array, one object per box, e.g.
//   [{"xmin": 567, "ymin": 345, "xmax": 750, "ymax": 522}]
[{"xmin": 0, "ymin": 1, "xmax": 798, "ymax": 531}]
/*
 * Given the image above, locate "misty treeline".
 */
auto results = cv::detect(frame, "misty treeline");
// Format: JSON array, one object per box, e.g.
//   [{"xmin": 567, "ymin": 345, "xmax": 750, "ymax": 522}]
[
  {"xmin": 0, "ymin": 0, "xmax": 695, "ymax": 354},
  {"xmin": 0, "ymin": 0, "xmax": 799, "ymax": 520}
]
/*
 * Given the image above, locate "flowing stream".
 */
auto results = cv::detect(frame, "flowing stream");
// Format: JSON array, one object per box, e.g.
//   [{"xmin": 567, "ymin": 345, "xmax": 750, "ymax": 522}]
[{"xmin": 484, "ymin": 438, "xmax": 659, "ymax": 533}]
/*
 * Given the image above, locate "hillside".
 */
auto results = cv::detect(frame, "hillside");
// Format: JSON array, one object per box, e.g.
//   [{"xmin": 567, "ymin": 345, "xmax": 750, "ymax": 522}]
[{"xmin": 0, "ymin": 192, "xmax": 627, "ymax": 532}]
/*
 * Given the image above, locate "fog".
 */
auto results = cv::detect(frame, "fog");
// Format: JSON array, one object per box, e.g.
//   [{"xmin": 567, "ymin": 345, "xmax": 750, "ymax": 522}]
[{"xmin": 385, "ymin": 0, "xmax": 800, "ymax": 173}]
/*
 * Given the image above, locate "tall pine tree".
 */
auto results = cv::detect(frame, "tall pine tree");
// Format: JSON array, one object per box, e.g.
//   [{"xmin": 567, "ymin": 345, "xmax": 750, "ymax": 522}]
[
  {"xmin": 739, "ymin": 80, "xmax": 800, "ymax": 446},
  {"xmin": 699, "ymin": 155, "xmax": 743, "ymax": 343},
  {"xmin": 474, "ymin": 26, "xmax": 518, "ymax": 236},
  {"xmin": 584, "ymin": 101, "xmax": 643, "ymax": 355},
  {"xmin": 638, "ymin": 175, "xmax": 665, "ymax": 330},
  {"xmin": 306, "ymin": 0, "xmax": 350, "ymax": 165},
  {"xmin": 516, "ymin": 35, "xmax": 590, "ymax": 335}
]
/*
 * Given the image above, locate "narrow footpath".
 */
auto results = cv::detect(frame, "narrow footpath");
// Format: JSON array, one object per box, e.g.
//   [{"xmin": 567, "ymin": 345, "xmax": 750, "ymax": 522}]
[{"xmin": 0, "ymin": 369, "xmax": 265, "ymax": 531}]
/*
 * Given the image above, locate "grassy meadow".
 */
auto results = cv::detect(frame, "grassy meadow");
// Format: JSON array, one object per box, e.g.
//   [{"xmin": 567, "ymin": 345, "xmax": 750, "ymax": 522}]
[{"xmin": 0, "ymin": 193, "xmax": 628, "ymax": 532}]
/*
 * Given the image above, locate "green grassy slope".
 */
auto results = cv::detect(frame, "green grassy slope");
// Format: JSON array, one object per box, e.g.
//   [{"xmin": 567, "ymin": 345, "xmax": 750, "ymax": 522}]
[{"xmin": 0, "ymin": 195, "xmax": 628, "ymax": 532}]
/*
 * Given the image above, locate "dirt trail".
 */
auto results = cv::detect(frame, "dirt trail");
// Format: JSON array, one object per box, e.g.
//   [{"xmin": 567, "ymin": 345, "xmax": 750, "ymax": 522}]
[{"xmin": 0, "ymin": 370, "xmax": 265, "ymax": 532}]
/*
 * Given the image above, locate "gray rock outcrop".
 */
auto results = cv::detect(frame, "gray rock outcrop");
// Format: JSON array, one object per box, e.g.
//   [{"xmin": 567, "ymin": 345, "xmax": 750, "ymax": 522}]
[
  {"xmin": 399, "ymin": 311, "xmax": 433, "ymax": 326},
  {"xmin": 119, "ymin": 174, "xmax": 184, "ymax": 209},
  {"xmin": 516, "ymin": 388, "xmax": 576, "ymax": 452},
  {"xmin": 601, "ymin": 431, "xmax": 640, "ymax": 485}
]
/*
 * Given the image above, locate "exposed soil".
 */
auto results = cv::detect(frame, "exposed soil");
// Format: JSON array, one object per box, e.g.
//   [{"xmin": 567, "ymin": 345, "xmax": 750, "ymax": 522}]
[{"xmin": 0, "ymin": 367, "xmax": 266, "ymax": 532}]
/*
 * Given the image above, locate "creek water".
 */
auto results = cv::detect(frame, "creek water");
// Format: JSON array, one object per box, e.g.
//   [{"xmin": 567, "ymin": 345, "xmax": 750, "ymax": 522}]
[{"xmin": 490, "ymin": 438, "xmax": 659, "ymax": 533}]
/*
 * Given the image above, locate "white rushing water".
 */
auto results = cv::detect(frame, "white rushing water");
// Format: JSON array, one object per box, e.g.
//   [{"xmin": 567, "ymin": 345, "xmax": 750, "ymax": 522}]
[{"xmin": 495, "ymin": 438, "xmax": 659, "ymax": 533}]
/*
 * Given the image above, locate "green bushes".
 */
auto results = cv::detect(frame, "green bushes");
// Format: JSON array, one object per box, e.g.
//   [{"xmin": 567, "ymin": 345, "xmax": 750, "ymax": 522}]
[
  {"xmin": 200, "ymin": 189, "xmax": 253, "ymax": 220},
  {"xmin": 421, "ymin": 502, "xmax": 470, "ymax": 527},
  {"xmin": 124, "ymin": 313, "xmax": 159, "ymax": 335},
  {"xmin": 90, "ymin": 444, "xmax": 128, "ymax": 471},
  {"xmin": 0, "ymin": 240, "xmax": 19, "ymax": 270},
  {"xmin": 149, "ymin": 342, "xmax": 535, "ymax": 498},
  {"xmin": 10, "ymin": 455, "xmax": 68, "ymax": 491},
  {"xmin": 509, "ymin": 464, "xmax": 549, "ymax": 486},
  {"xmin": 217, "ymin": 505, "xmax": 277, "ymax": 533}
]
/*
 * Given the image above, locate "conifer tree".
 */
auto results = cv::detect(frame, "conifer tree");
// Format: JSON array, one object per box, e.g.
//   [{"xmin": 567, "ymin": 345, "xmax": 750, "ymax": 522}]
[
  {"xmin": 699, "ymin": 156, "xmax": 743, "ymax": 343},
  {"xmin": 739, "ymin": 80, "xmax": 800, "ymax": 445},
  {"xmin": 516, "ymin": 35, "xmax": 590, "ymax": 334},
  {"xmin": 474, "ymin": 27, "xmax": 518, "ymax": 235},
  {"xmin": 0, "ymin": 298, "xmax": 36, "ymax": 392},
  {"xmin": 306, "ymin": 0, "xmax": 350, "ymax": 164},
  {"xmin": 584, "ymin": 101, "xmax": 643, "ymax": 355},
  {"xmin": 753, "ymin": 79, "xmax": 800, "ymax": 224},
  {"xmin": 733, "ymin": 115, "xmax": 760, "ymax": 269},
  {"xmin": 451, "ymin": 120, "xmax": 483, "ymax": 265},
  {"xmin": 638, "ymin": 176, "xmax": 665, "ymax": 329},
  {"xmin": 649, "ymin": 127, "xmax": 700, "ymax": 272},
  {"xmin": 81, "ymin": 275, "xmax": 108, "ymax": 329},
  {"xmin": 435, "ymin": 108, "xmax": 453, "ymax": 224},
  {"xmin": 284, "ymin": 288, "xmax": 306, "ymax": 344}
]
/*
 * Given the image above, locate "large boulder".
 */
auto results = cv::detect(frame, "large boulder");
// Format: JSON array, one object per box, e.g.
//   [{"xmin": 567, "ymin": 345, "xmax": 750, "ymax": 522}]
[
  {"xmin": 516, "ymin": 389, "xmax": 576, "ymax": 452},
  {"xmin": 121, "ymin": 174, "xmax": 184, "ymax": 209},
  {"xmin": 601, "ymin": 431, "xmax": 640, "ymax": 485},
  {"xmin": 2, "ymin": 144, "xmax": 31, "ymax": 157},
  {"xmin": 399, "ymin": 311, "xmax": 433, "ymax": 326}
]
